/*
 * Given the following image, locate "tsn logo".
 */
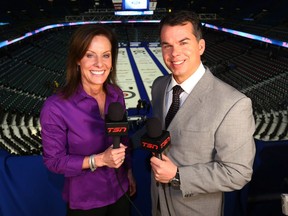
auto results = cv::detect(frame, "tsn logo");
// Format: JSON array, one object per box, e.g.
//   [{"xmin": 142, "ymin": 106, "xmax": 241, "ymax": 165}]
[
  {"xmin": 142, "ymin": 136, "xmax": 171, "ymax": 151},
  {"xmin": 107, "ymin": 127, "xmax": 127, "ymax": 133}
]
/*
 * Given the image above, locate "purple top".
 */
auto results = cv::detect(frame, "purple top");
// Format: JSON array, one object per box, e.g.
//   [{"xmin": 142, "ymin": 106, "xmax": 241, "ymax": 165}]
[{"xmin": 40, "ymin": 84, "xmax": 131, "ymax": 210}]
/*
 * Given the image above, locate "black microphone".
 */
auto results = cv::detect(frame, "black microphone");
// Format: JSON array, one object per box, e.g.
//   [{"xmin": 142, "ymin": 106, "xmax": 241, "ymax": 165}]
[
  {"xmin": 140, "ymin": 117, "xmax": 171, "ymax": 160},
  {"xmin": 105, "ymin": 102, "xmax": 129, "ymax": 149}
]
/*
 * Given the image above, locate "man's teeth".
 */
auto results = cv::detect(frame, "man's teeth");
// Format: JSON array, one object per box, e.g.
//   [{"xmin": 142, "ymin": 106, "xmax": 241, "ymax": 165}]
[
  {"xmin": 173, "ymin": 60, "xmax": 184, "ymax": 65},
  {"xmin": 91, "ymin": 70, "xmax": 104, "ymax": 75}
]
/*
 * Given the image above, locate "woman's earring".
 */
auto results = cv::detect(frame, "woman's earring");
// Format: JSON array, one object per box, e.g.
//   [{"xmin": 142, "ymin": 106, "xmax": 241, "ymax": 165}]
[{"xmin": 110, "ymin": 66, "xmax": 113, "ymax": 72}]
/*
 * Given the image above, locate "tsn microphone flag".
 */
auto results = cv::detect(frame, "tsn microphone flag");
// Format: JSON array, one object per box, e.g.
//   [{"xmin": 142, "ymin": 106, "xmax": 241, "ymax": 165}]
[
  {"xmin": 105, "ymin": 102, "xmax": 129, "ymax": 148},
  {"xmin": 141, "ymin": 117, "xmax": 171, "ymax": 159}
]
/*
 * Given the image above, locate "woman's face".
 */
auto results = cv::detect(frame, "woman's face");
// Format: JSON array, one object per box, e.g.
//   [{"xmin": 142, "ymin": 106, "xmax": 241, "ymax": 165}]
[{"xmin": 79, "ymin": 35, "xmax": 112, "ymax": 89}]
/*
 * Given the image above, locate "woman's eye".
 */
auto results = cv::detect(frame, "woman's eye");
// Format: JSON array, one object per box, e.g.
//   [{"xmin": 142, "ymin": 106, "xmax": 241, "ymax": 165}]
[{"xmin": 86, "ymin": 53, "xmax": 94, "ymax": 58}]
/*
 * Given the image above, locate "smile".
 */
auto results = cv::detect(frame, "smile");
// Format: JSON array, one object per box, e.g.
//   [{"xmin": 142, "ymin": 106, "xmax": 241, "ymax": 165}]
[
  {"xmin": 91, "ymin": 70, "xmax": 104, "ymax": 75},
  {"xmin": 172, "ymin": 60, "xmax": 185, "ymax": 65}
]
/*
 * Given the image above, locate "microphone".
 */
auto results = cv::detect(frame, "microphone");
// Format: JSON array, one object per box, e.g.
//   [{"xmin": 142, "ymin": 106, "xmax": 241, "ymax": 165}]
[
  {"xmin": 140, "ymin": 117, "xmax": 171, "ymax": 160},
  {"xmin": 105, "ymin": 102, "xmax": 129, "ymax": 149}
]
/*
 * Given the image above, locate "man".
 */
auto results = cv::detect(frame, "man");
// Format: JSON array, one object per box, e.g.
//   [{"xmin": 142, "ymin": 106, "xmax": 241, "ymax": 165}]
[{"xmin": 150, "ymin": 10, "xmax": 256, "ymax": 216}]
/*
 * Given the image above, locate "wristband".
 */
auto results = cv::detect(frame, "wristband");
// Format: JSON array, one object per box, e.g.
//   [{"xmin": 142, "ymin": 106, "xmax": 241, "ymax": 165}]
[{"xmin": 89, "ymin": 154, "xmax": 97, "ymax": 172}]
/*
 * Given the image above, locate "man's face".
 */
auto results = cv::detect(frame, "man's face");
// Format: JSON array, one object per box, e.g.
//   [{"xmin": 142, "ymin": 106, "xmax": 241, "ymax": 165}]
[{"xmin": 160, "ymin": 22, "xmax": 205, "ymax": 84}]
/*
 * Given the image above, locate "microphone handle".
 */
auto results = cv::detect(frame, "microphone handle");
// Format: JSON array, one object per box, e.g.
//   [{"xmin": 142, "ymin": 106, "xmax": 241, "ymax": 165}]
[
  {"xmin": 113, "ymin": 136, "xmax": 120, "ymax": 149},
  {"xmin": 155, "ymin": 153, "xmax": 162, "ymax": 160}
]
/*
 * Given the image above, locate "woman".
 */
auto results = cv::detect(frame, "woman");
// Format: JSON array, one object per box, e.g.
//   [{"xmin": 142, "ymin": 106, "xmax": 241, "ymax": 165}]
[{"xmin": 40, "ymin": 24, "xmax": 136, "ymax": 216}]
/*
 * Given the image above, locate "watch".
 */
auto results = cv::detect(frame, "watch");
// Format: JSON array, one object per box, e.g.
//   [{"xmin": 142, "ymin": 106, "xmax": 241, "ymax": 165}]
[{"xmin": 170, "ymin": 168, "xmax": 180, "ymax": 188}]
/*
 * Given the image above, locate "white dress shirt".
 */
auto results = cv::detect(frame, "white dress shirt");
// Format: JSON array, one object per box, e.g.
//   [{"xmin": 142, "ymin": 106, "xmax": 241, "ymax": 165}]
[{"xmin": 165, "ymin": 62, "xmax": 206, "ymax": 115}]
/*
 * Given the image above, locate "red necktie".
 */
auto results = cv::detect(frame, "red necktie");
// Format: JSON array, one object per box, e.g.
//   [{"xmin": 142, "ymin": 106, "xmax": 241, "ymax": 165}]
[{"xmin": 165, "ymin": 85, "xmax": 184, "ymax": 129}]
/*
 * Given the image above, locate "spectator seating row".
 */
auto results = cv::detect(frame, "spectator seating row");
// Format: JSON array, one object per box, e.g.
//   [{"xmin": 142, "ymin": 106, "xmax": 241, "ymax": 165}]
[
  {"xmin": 0, "ymin": 25, "xmax": 287, "ymax": 155},
  {"xmin": 203, "ymin": 29, "xmax": 288, "ymax": 141}
]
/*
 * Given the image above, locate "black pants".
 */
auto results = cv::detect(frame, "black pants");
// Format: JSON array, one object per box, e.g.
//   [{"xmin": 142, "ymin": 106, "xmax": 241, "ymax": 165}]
[{"xmin": 66, "ymin": 193, "xmax": 130, "ymax": 216}]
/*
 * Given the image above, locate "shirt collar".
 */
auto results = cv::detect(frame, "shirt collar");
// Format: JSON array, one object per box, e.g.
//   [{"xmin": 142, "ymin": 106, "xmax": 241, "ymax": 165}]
[
  {"xmin": 168, "ymin": 62, "xmax": 205, "ymax": 94},
  {"xmin": 72, "ymin": 83, "xmax": 118, "ymax": 104},
  {"xmin": 72, "ymin": 84, "xmax": 90, "ymax": 103}
]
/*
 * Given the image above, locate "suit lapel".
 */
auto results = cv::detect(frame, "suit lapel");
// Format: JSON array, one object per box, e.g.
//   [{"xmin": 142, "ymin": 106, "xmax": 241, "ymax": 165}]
[
  {"xmin": 167, "ymin": 69, "xmax": 214, "ymax": 130},
  {"xmin": 152, "ymin": 75, "xmax": 171, "ymax": 128}
]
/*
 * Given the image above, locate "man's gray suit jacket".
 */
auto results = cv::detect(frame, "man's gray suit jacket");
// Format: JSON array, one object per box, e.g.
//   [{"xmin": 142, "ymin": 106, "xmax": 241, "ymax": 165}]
[{"xmin": 150, "ymin": 68, "xmax": 256, "ymax": 216}]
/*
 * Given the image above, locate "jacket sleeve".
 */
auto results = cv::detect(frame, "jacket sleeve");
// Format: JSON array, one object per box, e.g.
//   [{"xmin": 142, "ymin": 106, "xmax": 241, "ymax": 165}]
[{"xmin": 179, "ymin": 97, "xmax": 256, "ymax": 197}]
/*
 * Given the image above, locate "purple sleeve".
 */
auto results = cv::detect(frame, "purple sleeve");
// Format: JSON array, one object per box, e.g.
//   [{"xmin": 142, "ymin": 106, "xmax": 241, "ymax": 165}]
[{"xmin": 40, "ymin": 98, "xmax": 85, "ymax": 177}]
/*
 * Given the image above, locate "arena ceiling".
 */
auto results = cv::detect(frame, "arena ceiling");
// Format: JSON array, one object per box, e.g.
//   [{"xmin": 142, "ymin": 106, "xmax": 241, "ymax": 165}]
[{"xmin": 0, "ymin": 0, "xmax": 287, "ymax": 24}]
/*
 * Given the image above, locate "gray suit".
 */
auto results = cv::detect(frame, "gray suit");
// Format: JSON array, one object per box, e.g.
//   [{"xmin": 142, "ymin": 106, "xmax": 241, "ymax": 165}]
[{"xmin": 150, "ymin": 68, "xmax": 256, "ymax": 216}]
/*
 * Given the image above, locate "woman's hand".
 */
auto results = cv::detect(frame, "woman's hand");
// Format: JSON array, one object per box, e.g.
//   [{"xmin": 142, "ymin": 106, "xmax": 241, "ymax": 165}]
[{"xmin": 100, "ymin": 143, "xmax": 127, "ymax": 168}]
